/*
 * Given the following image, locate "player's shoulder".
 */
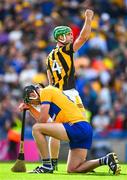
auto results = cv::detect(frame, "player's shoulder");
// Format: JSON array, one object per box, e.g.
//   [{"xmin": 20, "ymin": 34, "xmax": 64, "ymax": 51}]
[
  {"xmin": 46, "ymin": 49, "xmax": 55, "ymax": 66},
  {"xmin": 41, "ymin": 86, "xmax": 61, "ymax": 99},
  {"xmin": 40, "ymin": 85, "xmax": 54, "ymax": 98},
  {"xmin": 46, "ymin": 49, "xmax": 55, "ymax": 60}
]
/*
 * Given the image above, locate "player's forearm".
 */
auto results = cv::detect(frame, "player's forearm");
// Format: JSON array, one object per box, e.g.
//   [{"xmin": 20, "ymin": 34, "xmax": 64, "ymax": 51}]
[
  {"xmin": 28, "ymin": 105, "xmax": 40, "ymax": 122},
  {"xmin": 79, "ymin": 17, "xmax": 92, "ymax": 42},
  {"xmin": 73, "ymin": 9, "xmax": 94, "ymax": 52},
  {"xmin": 47, "ymin": 70, "xmax": 52, "ymax": 85},
  {"xmin": 29, "ymin": 105, "xmax": 49, "ymax": 123},
  {"xmin": 48, "ymin": 79, "xmax": 52, "ymax": 85},
  {"xmin": 48, "ymin": 74, "xmax": 52, "ymax": 85}
]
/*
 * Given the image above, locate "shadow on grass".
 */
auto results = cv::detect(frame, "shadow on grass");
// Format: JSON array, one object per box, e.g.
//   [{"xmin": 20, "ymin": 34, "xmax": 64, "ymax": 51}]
[{"xmin": 54, "ymin": 171, "xmax": 127, "ymax": 176}]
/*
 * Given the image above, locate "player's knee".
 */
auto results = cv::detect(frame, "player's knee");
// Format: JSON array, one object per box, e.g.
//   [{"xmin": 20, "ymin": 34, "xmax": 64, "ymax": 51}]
[
  {"xmin": 67, "ymin": 166, "xmax": 76, "ymax": 173},
  {"xmin": 32, "ymin": 124, "xmax": 40, "ymax": 136}
]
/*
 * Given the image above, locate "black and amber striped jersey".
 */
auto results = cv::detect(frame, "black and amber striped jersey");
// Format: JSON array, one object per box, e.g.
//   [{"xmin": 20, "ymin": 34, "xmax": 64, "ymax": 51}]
[{"xmin": 46, "ymin": 43, "xmax": 75, "ymax": 90}]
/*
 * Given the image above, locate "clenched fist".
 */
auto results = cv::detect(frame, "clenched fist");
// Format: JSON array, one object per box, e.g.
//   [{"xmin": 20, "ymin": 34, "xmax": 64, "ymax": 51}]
[
  {"xmin": 85, "ymin": 9, "xmax": 94, "ymax": 20},
  {"xmin": 18, "ymin": 102, "xmax": 30, "ymax": 112}
]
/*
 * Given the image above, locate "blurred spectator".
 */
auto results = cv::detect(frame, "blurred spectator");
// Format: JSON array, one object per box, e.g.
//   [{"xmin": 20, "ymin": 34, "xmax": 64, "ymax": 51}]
[
  {"xmin": 7, "ymin": 112, "xmax": 21, "ymax": 160},
  {"xmin": 97, "ymin": 84, "xmax": 112, "ymax": 112},
  {"xmin": 81, "ymin": 83, "xmax": 98, "ymax": 116},
  {"xmin": 92, "ymin": 107, "xmax": 111, "ymax": 133},
  {"xmin": 19, "ymin": 64, "xmax": 37, "ymax": 88},
  {"xmin": 0, "ymin": 95, "xmax": 13, "ymax": 140}
]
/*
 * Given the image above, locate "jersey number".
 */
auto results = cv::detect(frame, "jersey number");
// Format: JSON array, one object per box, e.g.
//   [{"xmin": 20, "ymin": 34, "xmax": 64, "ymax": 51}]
[{"xmin": 52, "ymin": 60, "xmax": 62, "ymax": 74}]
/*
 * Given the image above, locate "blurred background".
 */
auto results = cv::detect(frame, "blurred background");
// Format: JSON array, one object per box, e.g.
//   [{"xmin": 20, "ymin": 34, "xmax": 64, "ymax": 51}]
[{"xmin": 0, "ymin": 0, "xmax": 127, "ymax": 162}]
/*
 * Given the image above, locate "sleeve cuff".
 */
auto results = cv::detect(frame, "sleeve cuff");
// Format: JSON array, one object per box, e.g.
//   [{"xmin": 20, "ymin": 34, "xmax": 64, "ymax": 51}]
[{"xmin": 41, "ymin": 101, "xmax": 51, "ymax": 105}]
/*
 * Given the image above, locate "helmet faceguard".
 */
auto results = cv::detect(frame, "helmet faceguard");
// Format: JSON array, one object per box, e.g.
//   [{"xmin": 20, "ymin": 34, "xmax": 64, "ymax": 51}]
[{"xmin": 23, "ymin": 85, "xmax": 40, "ymax": 105}]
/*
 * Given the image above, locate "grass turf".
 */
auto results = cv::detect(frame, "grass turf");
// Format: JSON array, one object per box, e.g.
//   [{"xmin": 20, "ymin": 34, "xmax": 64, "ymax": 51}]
[{"xmin": 0, "ymin": 162, "xmax": 126, "ymax": 180}]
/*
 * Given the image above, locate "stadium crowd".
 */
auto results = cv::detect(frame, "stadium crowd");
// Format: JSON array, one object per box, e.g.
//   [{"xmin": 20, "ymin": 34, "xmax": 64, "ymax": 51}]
[{"xmin": 0, "ymin": 0, "xmax": 127, "ymax": 159}]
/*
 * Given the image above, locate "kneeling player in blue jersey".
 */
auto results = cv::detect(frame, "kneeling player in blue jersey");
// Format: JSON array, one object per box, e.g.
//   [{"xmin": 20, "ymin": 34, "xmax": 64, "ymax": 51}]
[{"xmin": 19, "ymin": 85, "xmax": 121, "ymax": 175}]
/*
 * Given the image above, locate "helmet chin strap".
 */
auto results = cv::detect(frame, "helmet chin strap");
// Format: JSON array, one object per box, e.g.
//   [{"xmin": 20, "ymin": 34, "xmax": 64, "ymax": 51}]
[
  {"xmin": 29, "ymin": 90, "xmax": 40, "ymax": 104},
  {"xmin": 57, "ymin": 34, "xmax": 67, "ymax": 45},
  {"xmin": 29, "ymin": 90, "xmax": 39, "ymax": 100}
]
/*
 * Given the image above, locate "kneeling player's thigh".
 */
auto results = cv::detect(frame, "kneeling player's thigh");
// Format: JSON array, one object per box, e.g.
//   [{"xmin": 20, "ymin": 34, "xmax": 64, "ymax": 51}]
[{"xmin": 33, "ymin": 123, "xmax": 69, "ymax": 141}]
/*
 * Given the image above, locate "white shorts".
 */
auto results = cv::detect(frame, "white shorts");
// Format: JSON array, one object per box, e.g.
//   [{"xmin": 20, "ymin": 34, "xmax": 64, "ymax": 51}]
[{"xmin": 63, "ymin": 88, "xmax": 83, "ymax": 104}]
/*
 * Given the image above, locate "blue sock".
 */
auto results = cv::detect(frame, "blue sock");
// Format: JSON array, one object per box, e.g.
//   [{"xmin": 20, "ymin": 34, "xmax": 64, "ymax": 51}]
[{"xmin": 42, "ymin": 158, "xmax": 52, "ymax": 168}]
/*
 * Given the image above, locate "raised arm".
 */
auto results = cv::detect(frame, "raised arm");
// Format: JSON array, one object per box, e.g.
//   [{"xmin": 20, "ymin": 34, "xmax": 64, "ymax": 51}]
[{"xmin": 73, "ymin": 9, "xmax": 94, "ymax": 52}]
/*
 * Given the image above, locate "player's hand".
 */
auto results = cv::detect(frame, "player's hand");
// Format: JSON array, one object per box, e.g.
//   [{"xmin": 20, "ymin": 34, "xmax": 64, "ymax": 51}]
[
  {"xmin": 85, "ymin": 9, "xmax": 94, "ymax": 20},
  {"xmin": 18, "ymin": 102, "xmax": 30, "ymax": 112}
]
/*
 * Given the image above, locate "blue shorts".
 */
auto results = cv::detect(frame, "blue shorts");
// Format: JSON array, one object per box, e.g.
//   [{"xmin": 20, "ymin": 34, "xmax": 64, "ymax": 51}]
[{"xmin": 63, "ymin": 121, "xmax": 93, "ymax": 149}]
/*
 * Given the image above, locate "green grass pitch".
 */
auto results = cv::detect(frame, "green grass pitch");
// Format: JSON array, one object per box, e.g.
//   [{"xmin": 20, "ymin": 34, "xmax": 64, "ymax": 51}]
[{"xmin": 0, "ymin": 162, "xmax": 126, "ymax": 180}]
